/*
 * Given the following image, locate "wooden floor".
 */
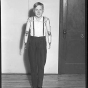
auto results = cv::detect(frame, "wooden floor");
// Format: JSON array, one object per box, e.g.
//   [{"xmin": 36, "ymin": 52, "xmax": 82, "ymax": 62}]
[{"xmin": 2, "ymin": 74, "xmax": 85, "ymax": 88}]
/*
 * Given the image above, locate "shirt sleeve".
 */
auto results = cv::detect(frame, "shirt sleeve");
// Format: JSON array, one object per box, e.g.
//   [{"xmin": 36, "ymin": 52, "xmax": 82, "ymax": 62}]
[
  {"xmin": 24, "ymin": 18, "xmax": 31, "ymax": 44},
  {"xmin": 46, "ymin": 18, "xmax": 51, "ymax": 31},
  {"xmin": 46, "ymin": 18, "xmax": 52, "ymax": 43}
]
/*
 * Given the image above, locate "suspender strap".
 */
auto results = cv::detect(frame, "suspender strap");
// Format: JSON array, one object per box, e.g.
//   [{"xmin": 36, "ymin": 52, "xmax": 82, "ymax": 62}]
[
  {"xmin": 43, "ymin": 16, "xmax": 44, "ymax": 36},
  {"xmin": 33, "ymin": 16, "xmax": 34, "ymax": 36}
]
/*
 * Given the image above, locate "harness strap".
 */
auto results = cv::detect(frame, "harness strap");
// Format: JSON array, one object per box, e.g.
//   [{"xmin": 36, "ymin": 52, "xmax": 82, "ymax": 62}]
[
  {"xmin": 43, "ymin": 17, "xmax": 44, "ymax": 36},
  {"xmin": 33, "ymin": 16, "xmax": 35, "ymax": 36}
]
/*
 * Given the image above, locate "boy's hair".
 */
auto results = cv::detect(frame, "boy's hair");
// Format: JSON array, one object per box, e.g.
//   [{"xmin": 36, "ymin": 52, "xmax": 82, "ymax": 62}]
[{"xmin": 33, "ymin": 2, "xmax": 44, "ymax": 10}]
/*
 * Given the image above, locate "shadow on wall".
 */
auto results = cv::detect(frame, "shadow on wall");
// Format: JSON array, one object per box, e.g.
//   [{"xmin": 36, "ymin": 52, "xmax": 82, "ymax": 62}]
[
  {"xmin": 19, "ymin": 8, "xmax": 35, "ymax": 87},
  {"xmin": 28, "ymin": 8, "xmax": 35, "ymax": 17}
]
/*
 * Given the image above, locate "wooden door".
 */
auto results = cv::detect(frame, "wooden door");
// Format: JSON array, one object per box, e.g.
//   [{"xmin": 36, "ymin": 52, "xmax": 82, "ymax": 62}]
[{"xmin": 58, "ymin": 0, "xmax": 85, "ymax": 74}]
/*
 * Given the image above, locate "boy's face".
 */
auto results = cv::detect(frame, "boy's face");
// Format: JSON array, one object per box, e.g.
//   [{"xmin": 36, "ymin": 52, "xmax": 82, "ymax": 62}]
[{"xmin": 34, "ymin": 5, "xmax": 44, "ymax": 18}]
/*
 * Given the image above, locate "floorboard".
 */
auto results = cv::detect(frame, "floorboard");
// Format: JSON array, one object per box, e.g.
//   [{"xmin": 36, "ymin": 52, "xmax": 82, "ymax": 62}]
[{"xmin": 2, "ymin": 74, "xmax": 85, "ymax": 88}]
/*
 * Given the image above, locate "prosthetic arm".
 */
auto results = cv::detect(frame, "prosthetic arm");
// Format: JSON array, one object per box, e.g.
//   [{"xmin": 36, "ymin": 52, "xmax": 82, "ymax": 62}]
[
  {"xmin": 46, "ymin": 18, "xmax": 52, "ymax": 49},
  {"xmin": 24, "ymin": 18, "xmax": 31, "ymax": 49}
]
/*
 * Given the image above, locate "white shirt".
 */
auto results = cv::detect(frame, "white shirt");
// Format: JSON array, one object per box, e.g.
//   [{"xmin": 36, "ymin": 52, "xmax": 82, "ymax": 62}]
[{"xmin": 30, "ymin": 16, "xmax": 46, "ymax": 36}]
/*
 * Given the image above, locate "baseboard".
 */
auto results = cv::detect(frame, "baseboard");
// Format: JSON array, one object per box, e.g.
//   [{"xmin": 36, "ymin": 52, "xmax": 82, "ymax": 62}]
[
  {"xmin": 1, "ymin": 73, "xmax": 58, "ymax": 75},
  {"xmin": 1, "ymin": 73, "xmax": 31, "ymax": 75}
]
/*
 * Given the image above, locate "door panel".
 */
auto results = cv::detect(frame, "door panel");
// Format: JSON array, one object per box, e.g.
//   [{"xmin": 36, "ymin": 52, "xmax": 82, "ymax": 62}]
[{"xmin": 59, "ymin": 0, "xmax": 85, "ymax": 74}]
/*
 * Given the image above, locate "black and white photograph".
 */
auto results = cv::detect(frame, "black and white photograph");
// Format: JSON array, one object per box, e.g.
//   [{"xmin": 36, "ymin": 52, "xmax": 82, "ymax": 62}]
[{"xmin": 1, "ymin": 0, "xmax": 86, "ymax": 88}]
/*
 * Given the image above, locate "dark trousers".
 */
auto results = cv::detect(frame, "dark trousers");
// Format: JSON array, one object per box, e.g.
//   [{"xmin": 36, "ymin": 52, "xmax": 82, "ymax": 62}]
[{"xmin": 28, "ymin": 36, "xmax": 47, "ymax": 87}]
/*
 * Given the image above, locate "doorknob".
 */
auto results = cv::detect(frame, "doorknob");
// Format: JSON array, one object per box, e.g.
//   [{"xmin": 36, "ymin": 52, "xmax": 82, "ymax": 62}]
[
  {"xmin": 63, "ymin": 30, "xmax": 67, "ymax": 38},
  {"xmin": 81, "ymin": 34, "xmax": 84, "ymax": 38},
  {"xmin": 63, "ymin": 31, "xmax": 66, "ymax": 34}
]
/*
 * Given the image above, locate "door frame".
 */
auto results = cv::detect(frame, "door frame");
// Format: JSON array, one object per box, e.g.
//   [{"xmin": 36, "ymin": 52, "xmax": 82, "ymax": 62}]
[{"xmin": 58, "ymin": 0, "xmax": 67, "ymax": 74}]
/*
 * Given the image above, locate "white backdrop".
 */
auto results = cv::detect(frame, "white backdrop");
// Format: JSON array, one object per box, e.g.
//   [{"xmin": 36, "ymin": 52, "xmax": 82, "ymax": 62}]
[{"xmin": 1, "ymin": 0, "xmax": 60, "ymax": 74}]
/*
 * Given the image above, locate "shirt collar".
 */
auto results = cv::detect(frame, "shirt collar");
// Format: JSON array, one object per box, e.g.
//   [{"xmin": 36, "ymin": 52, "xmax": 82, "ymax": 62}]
[{"xmin": 34, "ymin": 16, "xmax": 43, "ymax": 22}]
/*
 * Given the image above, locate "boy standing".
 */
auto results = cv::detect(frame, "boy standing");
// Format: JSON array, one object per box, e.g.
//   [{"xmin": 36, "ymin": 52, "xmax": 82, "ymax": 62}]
[{"xmin": 25, "ymin": 2, "xmax": 52, "ymax": 88}]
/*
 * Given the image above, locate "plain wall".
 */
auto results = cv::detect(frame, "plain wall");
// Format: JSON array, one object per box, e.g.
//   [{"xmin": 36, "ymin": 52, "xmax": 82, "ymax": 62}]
[{"xmin": 1, "ymin": 0, "xmax": 60, "ymax": 74}]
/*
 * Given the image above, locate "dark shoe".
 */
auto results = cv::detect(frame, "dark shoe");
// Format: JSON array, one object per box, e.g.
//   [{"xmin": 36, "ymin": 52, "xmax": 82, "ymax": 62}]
[{"xmin": 37, "ymin": 87, "xmax": 42, "ymax": 88}]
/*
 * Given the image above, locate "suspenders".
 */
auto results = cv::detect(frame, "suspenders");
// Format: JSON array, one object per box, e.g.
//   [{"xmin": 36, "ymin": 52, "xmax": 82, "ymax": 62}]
[
  {"xmin": 43, "ymin": 17, "xmax": 44, "ymax": 36},
  {"xmin": 33, "ymin": 16, "xmax": 44, "ymax": 36},
  {"xmin": 33, "ymin": 17, "xmax": 35, "ymax": 36}
]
